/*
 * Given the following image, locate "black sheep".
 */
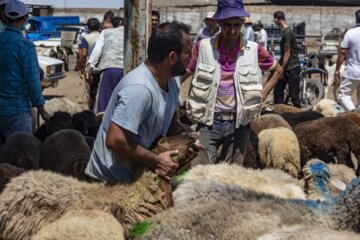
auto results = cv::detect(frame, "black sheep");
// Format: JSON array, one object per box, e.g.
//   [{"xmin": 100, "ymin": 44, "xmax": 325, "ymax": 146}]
[
  {"xmin": 281, "ymin": 111, "xmax": 324, "ymax": 128},
  {"xmin": 72, "ymin": 110, "xmax": 99, "ymax": 138}
]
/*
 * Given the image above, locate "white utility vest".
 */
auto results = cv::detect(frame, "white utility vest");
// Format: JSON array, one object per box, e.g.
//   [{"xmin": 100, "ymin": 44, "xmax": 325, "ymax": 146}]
[{"xmin": 187, "ymin": 37, "xmax": 263, "ymax": 128}]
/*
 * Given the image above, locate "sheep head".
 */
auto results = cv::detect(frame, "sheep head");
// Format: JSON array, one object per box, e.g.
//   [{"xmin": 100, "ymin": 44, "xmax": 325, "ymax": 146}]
[
  {"xmin": 151, "ymin": 133, "xmax": 197, "ymax": 173},
  {"xmin": 302, "ymin": 159, "xmax": 331, "ymax": 200}
]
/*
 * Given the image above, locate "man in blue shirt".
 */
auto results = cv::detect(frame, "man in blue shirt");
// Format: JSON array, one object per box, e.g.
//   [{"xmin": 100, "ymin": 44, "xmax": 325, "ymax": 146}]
[
  {"xmin": 85, "ymin": 21, "xmax": 197, "ymax": 183},
  {"xmin": 0, "ymin": 0, "xmax": 7, "ymax": 32},
  {"xmin": 0, "ymin": 0, "xmax": 50, "ymax": 150}
]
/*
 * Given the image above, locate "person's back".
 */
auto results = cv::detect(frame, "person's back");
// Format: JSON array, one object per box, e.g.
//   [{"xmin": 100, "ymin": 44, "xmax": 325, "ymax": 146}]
[
  {"xmin": 279, "ymin": 27, "xmax": 299, "ymax": 70},
  {"xmin": 97, "ymin": 27, "xmax": 124, "ymax": 71},
  {"xmin": 342, "ymin": 26, "xmax": 360, "ymax": 80}
]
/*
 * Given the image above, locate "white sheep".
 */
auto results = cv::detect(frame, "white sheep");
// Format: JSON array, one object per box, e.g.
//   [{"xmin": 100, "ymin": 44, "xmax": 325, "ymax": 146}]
[
  {"xmin": 328, "ymin": 163, "xmax": 357, "ymax": 196},
  {"xmin": 258, "ymin": 127, "xmax": 301, "ymax": 178},
  {"xmin": 136, "ymin": 177, "xmax": 360, "ymax": 239},
  {"xmin": 44, "ymin": 97, "xmax": 84, "ymax": 116},
  {"xmin": 312, "ymin": 98, "xmax": 344, "ymax": 117},
  {"xmin": 32, "ymin": 210, "xmax": 125, "ymax": 240},
  {"xmin": 176, "ymin": 163, "xmax": 306, "ymax": 200}
]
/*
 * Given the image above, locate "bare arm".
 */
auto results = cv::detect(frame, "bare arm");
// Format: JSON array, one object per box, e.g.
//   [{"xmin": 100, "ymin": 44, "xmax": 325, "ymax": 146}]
[
  {"xmin": 281, "ymin": 45, "xmax": 291, "ymax": 72},
  {"xmin": 334, "ymin": 48, "xmax": 347, "ymax": 83},
  {"xmin": 262, "ymin": 62, "xmax": 283, "ymax": 100},
  {"xmin": 77, "ymin": 48, "xmax": 88, "ymax": 79},
  {"xmin": 105, "ymin": 122, "xmax": 178, "ymax": 181}
]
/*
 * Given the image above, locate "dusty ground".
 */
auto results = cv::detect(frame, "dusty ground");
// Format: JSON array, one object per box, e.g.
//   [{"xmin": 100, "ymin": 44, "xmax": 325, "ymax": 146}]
[{"xmin": 43, "ymin": 71, "xmax": 193, "ymax": 106}]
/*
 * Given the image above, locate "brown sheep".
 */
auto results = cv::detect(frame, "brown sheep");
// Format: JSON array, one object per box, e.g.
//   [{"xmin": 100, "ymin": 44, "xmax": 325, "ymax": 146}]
[
  {"xmin": 32, "ymin": 210, "xmax": 125, "ymax": 240},
  {"xmin": 293, "ymin": 117, "xmax": 360, "ymax": 176},
  {"xmin": 0, "ymin": 163, "xmax": 25, "ymax": 193},
  {"xmin": 250, "ymin": 114, "xmax": 291, "ymax": 135},
  {"xmin": 0, "ymin": 133, "xmax": 196, "ymax": 240},
  {"xmin": 261, "ymin": 104, "xmax": 301, "ymax": 115},
  {"xmin": 339, "ymin": 111, "xmax": 360, "ymax": 128}
]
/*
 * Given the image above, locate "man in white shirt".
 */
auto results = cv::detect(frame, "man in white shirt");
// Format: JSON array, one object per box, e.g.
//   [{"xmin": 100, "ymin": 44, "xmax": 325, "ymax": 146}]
[{"xmin": 335, "ymin": 9, "xmax": 360, "ymax": 111}]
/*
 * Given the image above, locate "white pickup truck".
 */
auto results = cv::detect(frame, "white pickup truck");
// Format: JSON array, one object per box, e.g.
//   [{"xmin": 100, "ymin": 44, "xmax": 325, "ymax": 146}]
[{"xmin": 38, "ymin": 55, "xmax": 66, "ymax": 89}]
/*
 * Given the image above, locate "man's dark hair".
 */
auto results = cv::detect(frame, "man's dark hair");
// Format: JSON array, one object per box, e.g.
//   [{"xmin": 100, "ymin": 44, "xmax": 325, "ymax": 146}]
[
  {"xmin": 148, "ymin": 21, "xmax": 191, "ymax": 63},
  {"xmin": 111, "ymin": 17, "xmax": 123, "ymax": 28},
  {"xmin": 103, "ymin": 10, "xmax": 114, "ymax": 22},
  {"xmin": 274, "ymin": 10, "xmax": 285, "ymax": 21},
  {"xmin": 87, "ymin": 18, "xmax": 100, "ymax": 32},
  {"xmin": 152, "ymin": 10, "xmax": 160, "ymax": 19},
  {"xmin": 356, "ymin": 9, "xmax": 360, "ymax": 23}
]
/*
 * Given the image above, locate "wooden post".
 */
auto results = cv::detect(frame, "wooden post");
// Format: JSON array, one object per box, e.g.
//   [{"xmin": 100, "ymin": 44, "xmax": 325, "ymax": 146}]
[{"xmin": 124, "ymin": 0, "xmax": 152, "ymax": 74}]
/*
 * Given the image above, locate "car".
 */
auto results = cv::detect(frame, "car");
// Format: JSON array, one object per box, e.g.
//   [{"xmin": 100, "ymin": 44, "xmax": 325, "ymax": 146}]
[{"xmin": 38, "ymin": 55, "xmax": 66, "ymax": 89}]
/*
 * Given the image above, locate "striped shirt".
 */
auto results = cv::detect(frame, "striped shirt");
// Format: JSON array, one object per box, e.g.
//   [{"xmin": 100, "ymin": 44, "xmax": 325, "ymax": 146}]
[
  {"xmin": 0, "ymin": 27, "xmax": 44, "ymax": 115},
  {"xmin": 188, "ymin": 36, "xmax": 275, "ymax": 113}
]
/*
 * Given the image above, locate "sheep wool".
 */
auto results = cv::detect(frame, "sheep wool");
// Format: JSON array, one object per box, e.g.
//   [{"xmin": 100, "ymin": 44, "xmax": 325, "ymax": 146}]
[
  {"xmin": 32, "ymin": 210, "xmax": 125, "ymax": 240},
  {"xmin": 250, "ymin": 114, "xmax": 291, "ymax": 135},
  {"xmin": 312, "ymin": 99, "xmax": 344, "ymax": 117},
  {"xmin": 258, "ymin": 127, "xmax": 301, "ymax": 178},
  {"xmin": 0, "ymin": 170, "xmax": 172, "ymax": 240},
  {"xmin": 179, "ymin": 163, "xmax": 305, "ymax": 199}
]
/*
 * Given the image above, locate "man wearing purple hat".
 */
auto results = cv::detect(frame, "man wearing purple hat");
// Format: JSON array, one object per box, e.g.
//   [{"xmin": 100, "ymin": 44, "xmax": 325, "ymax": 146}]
[
  {"xmin": 185, "ymin": 0, "xmax": 283, "ymax": 165},
  {"xmin": 0, "ymin": 0, "xmax": 50, "ymax": 150}
]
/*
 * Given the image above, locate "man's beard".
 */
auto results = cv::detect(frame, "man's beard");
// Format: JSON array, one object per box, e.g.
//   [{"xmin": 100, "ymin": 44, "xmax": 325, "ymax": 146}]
[{"xmin": 170, "ymin": 57, "xmax": 186, "ymax": 76}]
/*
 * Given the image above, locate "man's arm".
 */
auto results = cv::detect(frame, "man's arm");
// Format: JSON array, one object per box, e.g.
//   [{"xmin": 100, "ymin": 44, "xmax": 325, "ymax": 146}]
[
  {"xmin": 262, "ymin": 62, "xmax": 283, "ymax": 100},
  {"xmin": 334, "ymin": 48, "xmax": 347, "ymax": 83},
  {"xmin": 106, "ymin": 122, "xmax": 178, "ymax": 181},
  {"xmin": 180, "ymin": 68, "xmax": 193, "ymax": 84},
  {"xmin": 87, "ymin": 31, "xmax": 105, "ymax": 68},
  {"xmin": 281, "ymin": 44, "xmax": 291, "ymax": 73}
]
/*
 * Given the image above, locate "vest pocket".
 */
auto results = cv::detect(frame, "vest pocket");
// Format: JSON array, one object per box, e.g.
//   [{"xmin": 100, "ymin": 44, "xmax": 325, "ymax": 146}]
[
  {"xmin": 191, "ymin": 63, "xmax": 215, "ymax": 99},
  {"xmin": 187, "ymin": 99, "xmax": 206, "ymax": 121},
  {"xmin": 238, "ymin": 67, "xmax": 261, "ymax": 83},
  {"xmin": 240, "ymin": 84, "xmax": 262, "ymax": 106},
  {"xmin": 243, "ymin": 103, "xmax": 262, "ymax": 122}
]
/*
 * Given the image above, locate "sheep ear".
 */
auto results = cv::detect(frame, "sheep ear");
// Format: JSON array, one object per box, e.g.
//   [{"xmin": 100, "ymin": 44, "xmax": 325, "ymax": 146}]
[{"xmin": 330, "ymin": 178, "xmax": 347, "ymax": 191}]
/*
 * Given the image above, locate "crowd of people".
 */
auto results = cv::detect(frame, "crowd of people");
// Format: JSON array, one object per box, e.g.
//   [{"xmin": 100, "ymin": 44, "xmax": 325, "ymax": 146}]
[{"xmin": 1, "ymin": 0, "xmax": 360, "ymax": 184}]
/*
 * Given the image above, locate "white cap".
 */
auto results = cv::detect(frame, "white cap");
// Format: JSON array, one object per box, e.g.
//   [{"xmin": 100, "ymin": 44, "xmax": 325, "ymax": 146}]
[
  {"xmin": 204, "ymin": 11, "xmax": 215, "ymax": 20},
  {"xmin": 5, "ymin": 0, "xmax": 28, "ymax": 20}
]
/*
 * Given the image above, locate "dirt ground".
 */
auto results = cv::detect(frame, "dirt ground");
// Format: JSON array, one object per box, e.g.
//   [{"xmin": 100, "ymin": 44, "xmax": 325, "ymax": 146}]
[{"xmin": 43, "ymin": 70, "xmax": 193, "ymax": 106}]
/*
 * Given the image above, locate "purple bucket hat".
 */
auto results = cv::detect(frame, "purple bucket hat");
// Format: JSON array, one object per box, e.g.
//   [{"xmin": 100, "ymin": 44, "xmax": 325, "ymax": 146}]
[{"xmin": 213, "ymin": 0, "xmax": 250, "ymax": 20}]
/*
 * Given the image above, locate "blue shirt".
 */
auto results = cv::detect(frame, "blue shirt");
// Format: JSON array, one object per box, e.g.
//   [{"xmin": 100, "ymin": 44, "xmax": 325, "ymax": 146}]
[
  {"xmin": 85, "ymin": 63, "xmax": 181, "ymax": 183},
  {"xmin": 0, "ymin": 27, "xmax": 44, "ymax": 115}
]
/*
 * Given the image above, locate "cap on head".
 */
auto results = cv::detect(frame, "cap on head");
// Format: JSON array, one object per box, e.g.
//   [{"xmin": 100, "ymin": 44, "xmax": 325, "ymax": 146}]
[
  {"xmin": 212, "ymin": 0, "xmax": 250, "ymax": 20},
  {"xmin": 204, "ymin": 11, "xmax": 215, "ymax": 21},
  {"xmin": 0, "ymin": 0, "xmax": 8, "ymax": 6},
  {"xmin": 5, "ymin": 0, "xmax": 28, "ymax": 20},
  {"xmin": 244, "ymin": 17, "xmax": 252, "ymax": 24}
]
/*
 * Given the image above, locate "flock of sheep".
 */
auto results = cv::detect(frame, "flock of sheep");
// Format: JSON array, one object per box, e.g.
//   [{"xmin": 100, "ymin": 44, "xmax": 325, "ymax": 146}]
[{"xmin": 0, "ymin": 96, "xmax": 359, "ymax": 239}]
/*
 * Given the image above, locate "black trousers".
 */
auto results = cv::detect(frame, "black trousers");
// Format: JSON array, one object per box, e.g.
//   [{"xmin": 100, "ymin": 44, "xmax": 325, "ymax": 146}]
[{"xmin": 274, "ymin": 66, "xmax": 301, "ymax": 108}]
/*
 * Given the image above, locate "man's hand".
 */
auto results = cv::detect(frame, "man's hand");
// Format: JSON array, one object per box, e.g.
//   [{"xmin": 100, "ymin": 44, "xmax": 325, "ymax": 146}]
[
  {"xmin": 155, "ymin": 150, "xmax": 179, "ymax": 181},
  {"xmin": 334, "ymin": 71, "xmax": 341, "ymax": 85},
  {"xmin": 39, "ymin": 110, "xmax": 51, "ymax": 121},
  {"xmin": 187, "ymin": 140, "xmax": 203, "ymax": 159}
]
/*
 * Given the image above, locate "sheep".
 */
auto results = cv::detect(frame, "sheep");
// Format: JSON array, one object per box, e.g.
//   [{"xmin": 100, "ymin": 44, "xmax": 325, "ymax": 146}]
[
  {"xmin": 250, "ymin": 114, "xmax": 291, "ymax": 135},
  {"xmin": 302, "ymin": 159, "xmax": 331, "ymax": 200},
  {"xmin": 258, "ymin": 225, "xmax": 360, "ymax": 240},
  {"xmin": 324, "ymin": 56, "xmax": 345, "ymax": 101},
  {"xmin": 0, "ymin": 163, "xmax": 25, "ymax": 193},
  {"xmin": 293, "ymin": 116, "xmax": 360, "ymax": 176},
  {"xmin": 136, "ymin": 177, "xmax": 360, "ymax": 239},
  {"xmin": 44, "ymin": 97, "xmax": 84, "ymax": 116},
  {"xmin": 261, "ymin": 104, "xmax": 301, "ymax": 115},
  {"xmin": 0, "ymin": 133, "xmax": 196, "ymax": 240},
  {"xmin": 312, "ymin": 99, "xmax": 344, "ymax": 117},
  {"xmin": 32, "ymin": 210, "xmax": 125, "ymax": 240},
  {"xmin": 72, "ymin": 110, "xmax": 99, "ymax": 138},
  {"xmin": 280, "ymin": 111, "xmax": 324, "ymax": 128},
  {"xmin": 41, "ymin": 129, "xmax": 91, "ymax": 180},
  {"xmin": 339, "ymin": 111, "xmax": 360, "ymax": 128},
  {"xmin": 0, "ymin": 170, "xmax": 171, "ymax": 240},
  {"xmin": 34, "ymin": 111, "xmax": 75, "ymax": 141},
  {"xmin": 0, "ymin": 132, "xmax": 42, "ymax": 170},
  {"xmin": 177, "ymin": 163, "xmax": 306, "ymax": 199},
  {"xmin": 258, "ymin": 127, "xmax": 301, "ymax": 178}
]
